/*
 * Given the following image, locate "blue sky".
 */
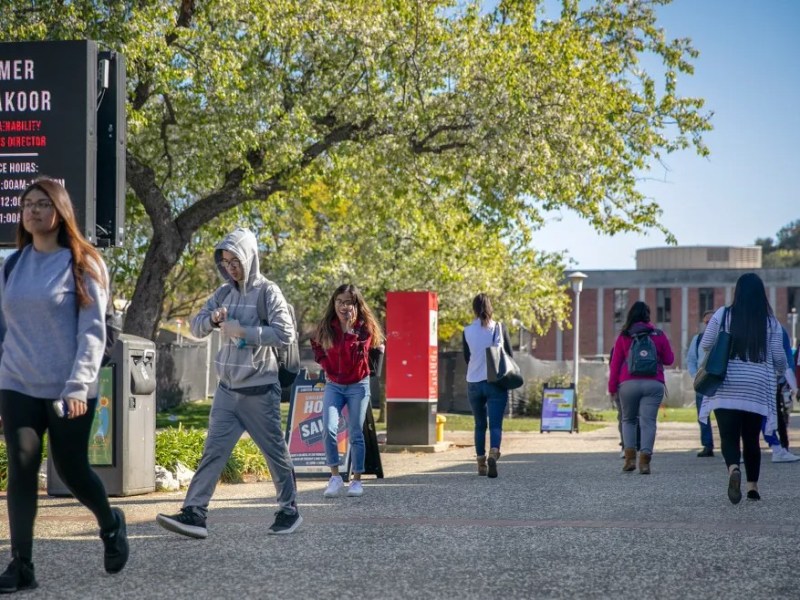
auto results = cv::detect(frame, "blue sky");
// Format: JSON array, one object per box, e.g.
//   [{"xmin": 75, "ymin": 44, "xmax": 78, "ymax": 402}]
[{"xmin": 532, "ymin": 0, "xmax": 800, "ymax": 270}]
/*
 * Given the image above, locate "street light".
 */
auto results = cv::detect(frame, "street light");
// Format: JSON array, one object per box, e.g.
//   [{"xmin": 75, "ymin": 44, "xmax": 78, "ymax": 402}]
[
  {"xmin": 789, "ymin": 307, "xmax": 798, "ymax": 348},
  {"xmin": 567, "ymin": 272, "xmax": 588, "ymax": 395},
  {"xmin": 510, "ymin": 318, "xmax": 529, "ymax": 352}
]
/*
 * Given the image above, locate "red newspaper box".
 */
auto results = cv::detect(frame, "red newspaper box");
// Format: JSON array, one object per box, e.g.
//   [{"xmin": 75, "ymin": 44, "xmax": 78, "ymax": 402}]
[{"xmin": 385, "ymin": 291, "xmax": 438, "ymax": 445}]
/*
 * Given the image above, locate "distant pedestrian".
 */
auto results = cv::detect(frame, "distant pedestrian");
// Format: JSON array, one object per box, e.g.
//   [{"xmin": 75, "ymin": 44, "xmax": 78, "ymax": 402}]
[
  {"xmin": 608, "ymin": 301, "xmax": 675, "ymax": 474},
  {"xmin": 462, "ymin": 293, "xmax": 513, "ymax": 478},
  {"xmin": 698, "ymin": 273, "xmax": 787, "ymax": 503},
  {"xmin": 687, "ymin": 310, "xmax": 716, "ymax": 457},
  {"xmin": 763, "ymin": 326, "xmax": 800, "ymax": 463},
  {"xmin": 311, "ymin": 284, "xmax": 384, "ymax": 498},
  {"xmin": 609, "ymin": 346, "xmax": 640, "ymax": 458},
  {"xmin": 0, "ymin": 178, "xmax": 128, "ymax": 593},
  {"xmin": 156, "ymin": 227, "xmax": 302, "ymax": 537}
]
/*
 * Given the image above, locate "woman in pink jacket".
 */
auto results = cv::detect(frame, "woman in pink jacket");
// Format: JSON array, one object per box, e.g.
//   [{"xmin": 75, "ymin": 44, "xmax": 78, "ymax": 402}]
[{"xmin": 608, "ymin": 301, "xmax": 674, "ymax": 474}]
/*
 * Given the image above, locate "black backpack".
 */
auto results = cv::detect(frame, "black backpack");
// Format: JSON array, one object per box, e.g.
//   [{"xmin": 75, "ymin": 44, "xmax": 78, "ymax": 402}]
[
  {"xmin": 2, "ymin": 250, "xmax": 120, "ymax": 366},
  {"xmin": 214, "ymin": 282, "xmax": 300, "ymax": 387},
  {"xmin": 626, "ymin": 329, "xmax": 661, "ymax": 376}
]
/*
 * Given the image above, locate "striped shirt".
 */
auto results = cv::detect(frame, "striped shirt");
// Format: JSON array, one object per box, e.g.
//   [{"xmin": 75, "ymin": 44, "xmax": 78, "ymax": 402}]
[{"xmin": 698, "ymin": 306, "xmax": 787, "ymax": 434}]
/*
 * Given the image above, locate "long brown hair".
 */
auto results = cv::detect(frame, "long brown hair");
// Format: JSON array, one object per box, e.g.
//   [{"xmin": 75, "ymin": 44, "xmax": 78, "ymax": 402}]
[
  {"xmin": 313, "ymin": 284, "xmax": 384, "ymax": 350},
  {"xmin": 472, "ymin": 293, "xmax": 493, "ymax": 327},
  {"xmin": 17, "ymin": 178, "xmax": 106, "ymax": 307}
]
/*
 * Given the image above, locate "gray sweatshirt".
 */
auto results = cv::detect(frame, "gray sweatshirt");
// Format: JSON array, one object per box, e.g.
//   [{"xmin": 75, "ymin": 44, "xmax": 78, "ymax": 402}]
[
  {"xmin": 0, "ymin": 246, "xmax": 108, "ymax": 402},
  {"xmin": 191, "ymin": 228, "xmax": 295, "ymax": 391}
]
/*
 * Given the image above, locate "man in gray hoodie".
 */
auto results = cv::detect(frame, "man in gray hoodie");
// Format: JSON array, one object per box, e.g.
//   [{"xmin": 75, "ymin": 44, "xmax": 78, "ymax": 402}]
[{"xmin": 156, "ymin": 228, "xmax": 301, "ymax": 537}]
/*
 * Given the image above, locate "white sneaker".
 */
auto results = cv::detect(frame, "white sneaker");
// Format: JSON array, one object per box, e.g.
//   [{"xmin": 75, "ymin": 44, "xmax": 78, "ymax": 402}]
[
  {"xmin": 773, "ymin": 447, "xmax": 800, "ymax": 463},
  {"xmin": 347, "ymin": 480, "xmax": 364, "ymax": 497},
  {"xmin": 619, "ymin": 450, "xmax": 625, "ymax": 459},
  {"xmin": 323, "ymin": 475, "xmax": 344, "ymax": 497}
]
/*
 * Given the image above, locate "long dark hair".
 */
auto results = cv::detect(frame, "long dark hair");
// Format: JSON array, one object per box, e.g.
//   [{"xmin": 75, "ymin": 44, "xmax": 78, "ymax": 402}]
[
  {"xmin": 472, "ymin": 293, "xmax": 493, "ymax": 327},
  {"xmin": 621, "ymin": 301, "xmax": 650, "ymax": 334},
  {"xmin": 17, "ymin": 178, "xmax": 106, "ymax": 307},
  {"xmin": 313, "ymin": 284, "xmax": 384, "ymax": 350},
  {"xmin": 729, "ymin": 272, "xmax": 772, "ymax": 362}
]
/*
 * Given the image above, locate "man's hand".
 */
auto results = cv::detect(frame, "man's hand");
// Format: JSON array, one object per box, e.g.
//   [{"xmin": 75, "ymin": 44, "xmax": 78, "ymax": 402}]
[{"xmin": 220, "ymin": 320, "xmax": 245, "ymax": 340}]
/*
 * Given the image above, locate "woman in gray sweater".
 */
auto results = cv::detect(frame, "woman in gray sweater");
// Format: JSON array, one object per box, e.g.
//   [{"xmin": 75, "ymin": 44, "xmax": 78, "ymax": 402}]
[{"xmin": 0, "ymin": 178, "xmax": 128, "ymax": 593}]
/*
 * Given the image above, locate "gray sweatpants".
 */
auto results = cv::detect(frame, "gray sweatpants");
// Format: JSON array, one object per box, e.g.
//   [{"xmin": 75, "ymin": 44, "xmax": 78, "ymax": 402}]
[
  {"xmin": 183, "ymin": 382, "xmax": 297, "ymax": 516},
  {"xmin": 619, "ymin": 379, "xmax": 665, "ymax": 455}
]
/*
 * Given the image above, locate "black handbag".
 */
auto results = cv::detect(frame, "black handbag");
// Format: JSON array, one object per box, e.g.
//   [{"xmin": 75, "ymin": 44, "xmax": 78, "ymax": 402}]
[
  {"xmin": 486, "ymin": 323, "xmax": 524, "ymax": 390},
  {"xmin": 694, "ymin": 308, "xmax": 731, "ymax": 397},
  {"xmin": 368, "ymin": 346, "xmax": 384, "ymax": 378}
]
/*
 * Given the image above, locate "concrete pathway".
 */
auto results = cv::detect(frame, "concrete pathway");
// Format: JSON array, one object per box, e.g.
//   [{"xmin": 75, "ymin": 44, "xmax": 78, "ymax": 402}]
[{"xmin": 2, "ymin": 421, "xmax": 800, "ymax": 599}]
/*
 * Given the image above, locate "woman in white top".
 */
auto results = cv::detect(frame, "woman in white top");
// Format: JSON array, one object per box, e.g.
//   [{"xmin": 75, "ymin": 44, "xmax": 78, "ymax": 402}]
[
  {"xmin": 462, "ymin": 293, "xmax": 513, "ymax": 478},
  {"xmin": 698, "ymin": 273, "xmax": 787, "ymax": 504}
]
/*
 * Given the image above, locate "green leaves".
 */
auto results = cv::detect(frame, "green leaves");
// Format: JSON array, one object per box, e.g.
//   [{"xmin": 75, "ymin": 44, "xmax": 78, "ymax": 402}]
[{"xmin": 2, "ymin": 0, "xmax": 711, "ymax": 340}]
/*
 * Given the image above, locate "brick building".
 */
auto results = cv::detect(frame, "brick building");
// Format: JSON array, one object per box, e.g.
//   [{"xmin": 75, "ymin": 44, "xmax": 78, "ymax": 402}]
[{"xmin": 533, "ymin": 246, "xmax": 800, "ymax": 368}]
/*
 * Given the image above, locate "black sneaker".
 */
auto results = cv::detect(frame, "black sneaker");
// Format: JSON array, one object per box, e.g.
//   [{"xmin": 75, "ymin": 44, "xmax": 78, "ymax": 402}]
[
  {"xmin": 156, "ymin": 507, "xmax": 208, "ymax": 539},
  {"xmin": 697, "ymin": 447, "xmax": 714, "ymax": 457},
  {"xmin": 100, "ymin": 507, "xmax": 129, "ymax": 574},
  {"xmin": 727, "ymin": 468, "xmax": 742, "ymax": 505},
  {"xmin": 267, "ymin": 510, "xmax": 303, "ymax": 535},
  {"xmin": 0, "ymin": 557, "xmax": 37, "ymax": 593}
]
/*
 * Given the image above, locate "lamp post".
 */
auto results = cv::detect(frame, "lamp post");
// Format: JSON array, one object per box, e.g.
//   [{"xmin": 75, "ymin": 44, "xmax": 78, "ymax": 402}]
[
  {"xmin": 511, "ymin": 318, "xmax": 529, "ymax": 352},
  {"xmin": 789, "ymin": 307, "xmax": 798, "ymax": 348},
  {"xmin": 567, "ymin": 272, "xmax": 588, "ymax": 395}
]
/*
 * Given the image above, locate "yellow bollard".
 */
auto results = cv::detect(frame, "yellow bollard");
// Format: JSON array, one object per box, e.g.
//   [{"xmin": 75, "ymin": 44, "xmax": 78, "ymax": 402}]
[{"xmin": 436, "ymin": 414, "xmax": 446, "ymax": 443}]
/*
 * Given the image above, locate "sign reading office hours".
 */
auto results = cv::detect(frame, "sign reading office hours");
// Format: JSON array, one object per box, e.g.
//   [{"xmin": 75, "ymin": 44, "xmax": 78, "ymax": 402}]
[{"xmin": 0, "ymin": 40, "xmax": 97, "ymax": 246}]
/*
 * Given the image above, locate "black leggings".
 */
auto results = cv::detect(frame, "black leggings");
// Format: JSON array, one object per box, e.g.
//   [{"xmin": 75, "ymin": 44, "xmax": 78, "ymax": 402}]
[
  {"xmin": 0, "ymin": 390, "xmax": 115, "ymax": 561},
  {"xmin": 714, "ymin": 408, "xmax": 762, "ymax": 483}
]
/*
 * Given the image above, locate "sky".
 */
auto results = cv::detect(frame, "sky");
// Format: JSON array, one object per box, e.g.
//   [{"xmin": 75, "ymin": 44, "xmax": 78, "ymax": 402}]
[{"xmin": 532, "ymin": 0, "xmax": 800, "ymax": 270}]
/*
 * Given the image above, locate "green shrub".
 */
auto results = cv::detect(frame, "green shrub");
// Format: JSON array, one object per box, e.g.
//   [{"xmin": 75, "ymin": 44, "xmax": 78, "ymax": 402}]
[
  {"xmin": 154, "ymin": 425, "xmax": 269, "ymax": 484},
  {"xmin": 524, "ymin": 372, "xmax": 574, "ymax": 417},
  {"xmin": 0, "ymin": 427, "xmax": 269, "ymax": 492}
]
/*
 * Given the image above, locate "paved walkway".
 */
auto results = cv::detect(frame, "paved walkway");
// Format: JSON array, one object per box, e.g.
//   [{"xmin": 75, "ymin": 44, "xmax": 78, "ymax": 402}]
[{"xmin": 2, "ymin": 421, "xmax": 800, "ymax": 599}]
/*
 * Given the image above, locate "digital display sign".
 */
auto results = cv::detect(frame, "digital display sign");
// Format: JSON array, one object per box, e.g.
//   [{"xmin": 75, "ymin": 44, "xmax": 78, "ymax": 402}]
[{"xmin": 0, "ymin": 40, "xmax": 97, "ymax": 246}]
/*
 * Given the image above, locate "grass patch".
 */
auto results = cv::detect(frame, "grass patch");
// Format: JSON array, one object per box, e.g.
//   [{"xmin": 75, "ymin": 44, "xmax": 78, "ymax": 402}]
[
  {"xmin": 157, "ymin": 400, "xmax": 384, "ymax": 431},
  {"xmin": 593, "ymin": 406, "xmax": 701, "ymax": 424},
  {"xmin": 440, "ymin": 413, "xmax": 607, "ymax": 433}
]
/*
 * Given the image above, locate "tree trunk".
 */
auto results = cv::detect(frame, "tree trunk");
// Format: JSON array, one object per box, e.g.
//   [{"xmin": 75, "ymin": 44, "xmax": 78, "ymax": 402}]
[{"xmin": 123, "ymin": 229, "xmax": 188, "ymax": 340}]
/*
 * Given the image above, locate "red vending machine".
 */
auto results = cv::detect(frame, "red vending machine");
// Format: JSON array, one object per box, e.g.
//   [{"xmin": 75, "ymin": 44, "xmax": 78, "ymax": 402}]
[{"xmin": 385, "ymin": 291, "xmax": 438, "ymax": 445}]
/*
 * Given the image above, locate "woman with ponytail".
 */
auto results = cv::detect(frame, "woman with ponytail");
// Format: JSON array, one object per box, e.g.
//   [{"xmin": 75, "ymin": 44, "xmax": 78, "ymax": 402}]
[{"xmin": 462, "ymin": 293, "xmax": 513, "ymax": 478}]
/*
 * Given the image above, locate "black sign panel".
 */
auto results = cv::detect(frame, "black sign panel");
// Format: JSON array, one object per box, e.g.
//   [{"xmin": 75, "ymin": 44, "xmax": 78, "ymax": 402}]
[{"xmin": 0, "ymin": 40, "xmax": 97, "ymax": 246}]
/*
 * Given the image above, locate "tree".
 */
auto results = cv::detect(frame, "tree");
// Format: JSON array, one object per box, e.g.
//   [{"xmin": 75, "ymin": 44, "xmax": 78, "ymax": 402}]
[
  {"xmin": 2, "ymin": 0, "xmax": 711, "ymax": 339},
  {"xmin": 756, "ymin": 219, "xmax": 800, "ymax": 268}
]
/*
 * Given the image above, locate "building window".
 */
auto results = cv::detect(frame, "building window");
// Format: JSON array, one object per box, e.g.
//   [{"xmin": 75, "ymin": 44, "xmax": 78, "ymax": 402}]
[
  {"xmin": 656, "ymin": 288, "xmax": 671, "ymax": 323},
  {"xmin": 707, "ymin": 248, "xmax": 729, "ymax": 262},
  {"xmin": 613, "ymin": 289, "xmax": 629, "ymax": 325},
  {"xmin": 698, "ymin": 288, "xmax": 715, "ymax": 316}
]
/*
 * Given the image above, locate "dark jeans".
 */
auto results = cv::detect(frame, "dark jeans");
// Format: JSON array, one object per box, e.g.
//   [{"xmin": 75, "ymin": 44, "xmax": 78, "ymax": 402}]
[
  {"xmin": 467, "ymin": 380, "xmax": 507, "ymax": 456},
  {"xmin": 714, "ymin": 408, "xmax": 762, "ymax": 483},
  {"xmin": 695, "ymin": 393, "xmax": 714, "ymax": 449},
  {"xmin": 0, "ymin": 390, "xmax": 115, "ymax": 561}
]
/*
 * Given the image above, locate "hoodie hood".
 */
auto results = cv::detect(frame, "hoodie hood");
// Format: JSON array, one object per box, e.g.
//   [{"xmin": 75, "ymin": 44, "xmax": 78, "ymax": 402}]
[{"xmin": 214, "ymin": 228, "xmax": 260, "ymax": 292}]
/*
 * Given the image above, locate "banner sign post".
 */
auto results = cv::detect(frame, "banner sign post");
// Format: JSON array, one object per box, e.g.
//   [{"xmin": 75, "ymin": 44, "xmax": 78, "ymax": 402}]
[{"xmin": 540, "ymin": 385, "xmax": 578, "ymax": 433}]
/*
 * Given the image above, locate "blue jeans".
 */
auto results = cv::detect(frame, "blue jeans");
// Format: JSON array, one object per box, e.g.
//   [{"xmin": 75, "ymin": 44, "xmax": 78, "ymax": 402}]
[
  {"xmin": 467, "ymin": 380, "xmax": 508, "ymax": 457},
  {"xmin": 695, "ymin": 393, "xmax": 714, "ymax": 449},
  {"xmin": 322, "ymin": 378, "xmax": 371, "ymax": 473}
]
